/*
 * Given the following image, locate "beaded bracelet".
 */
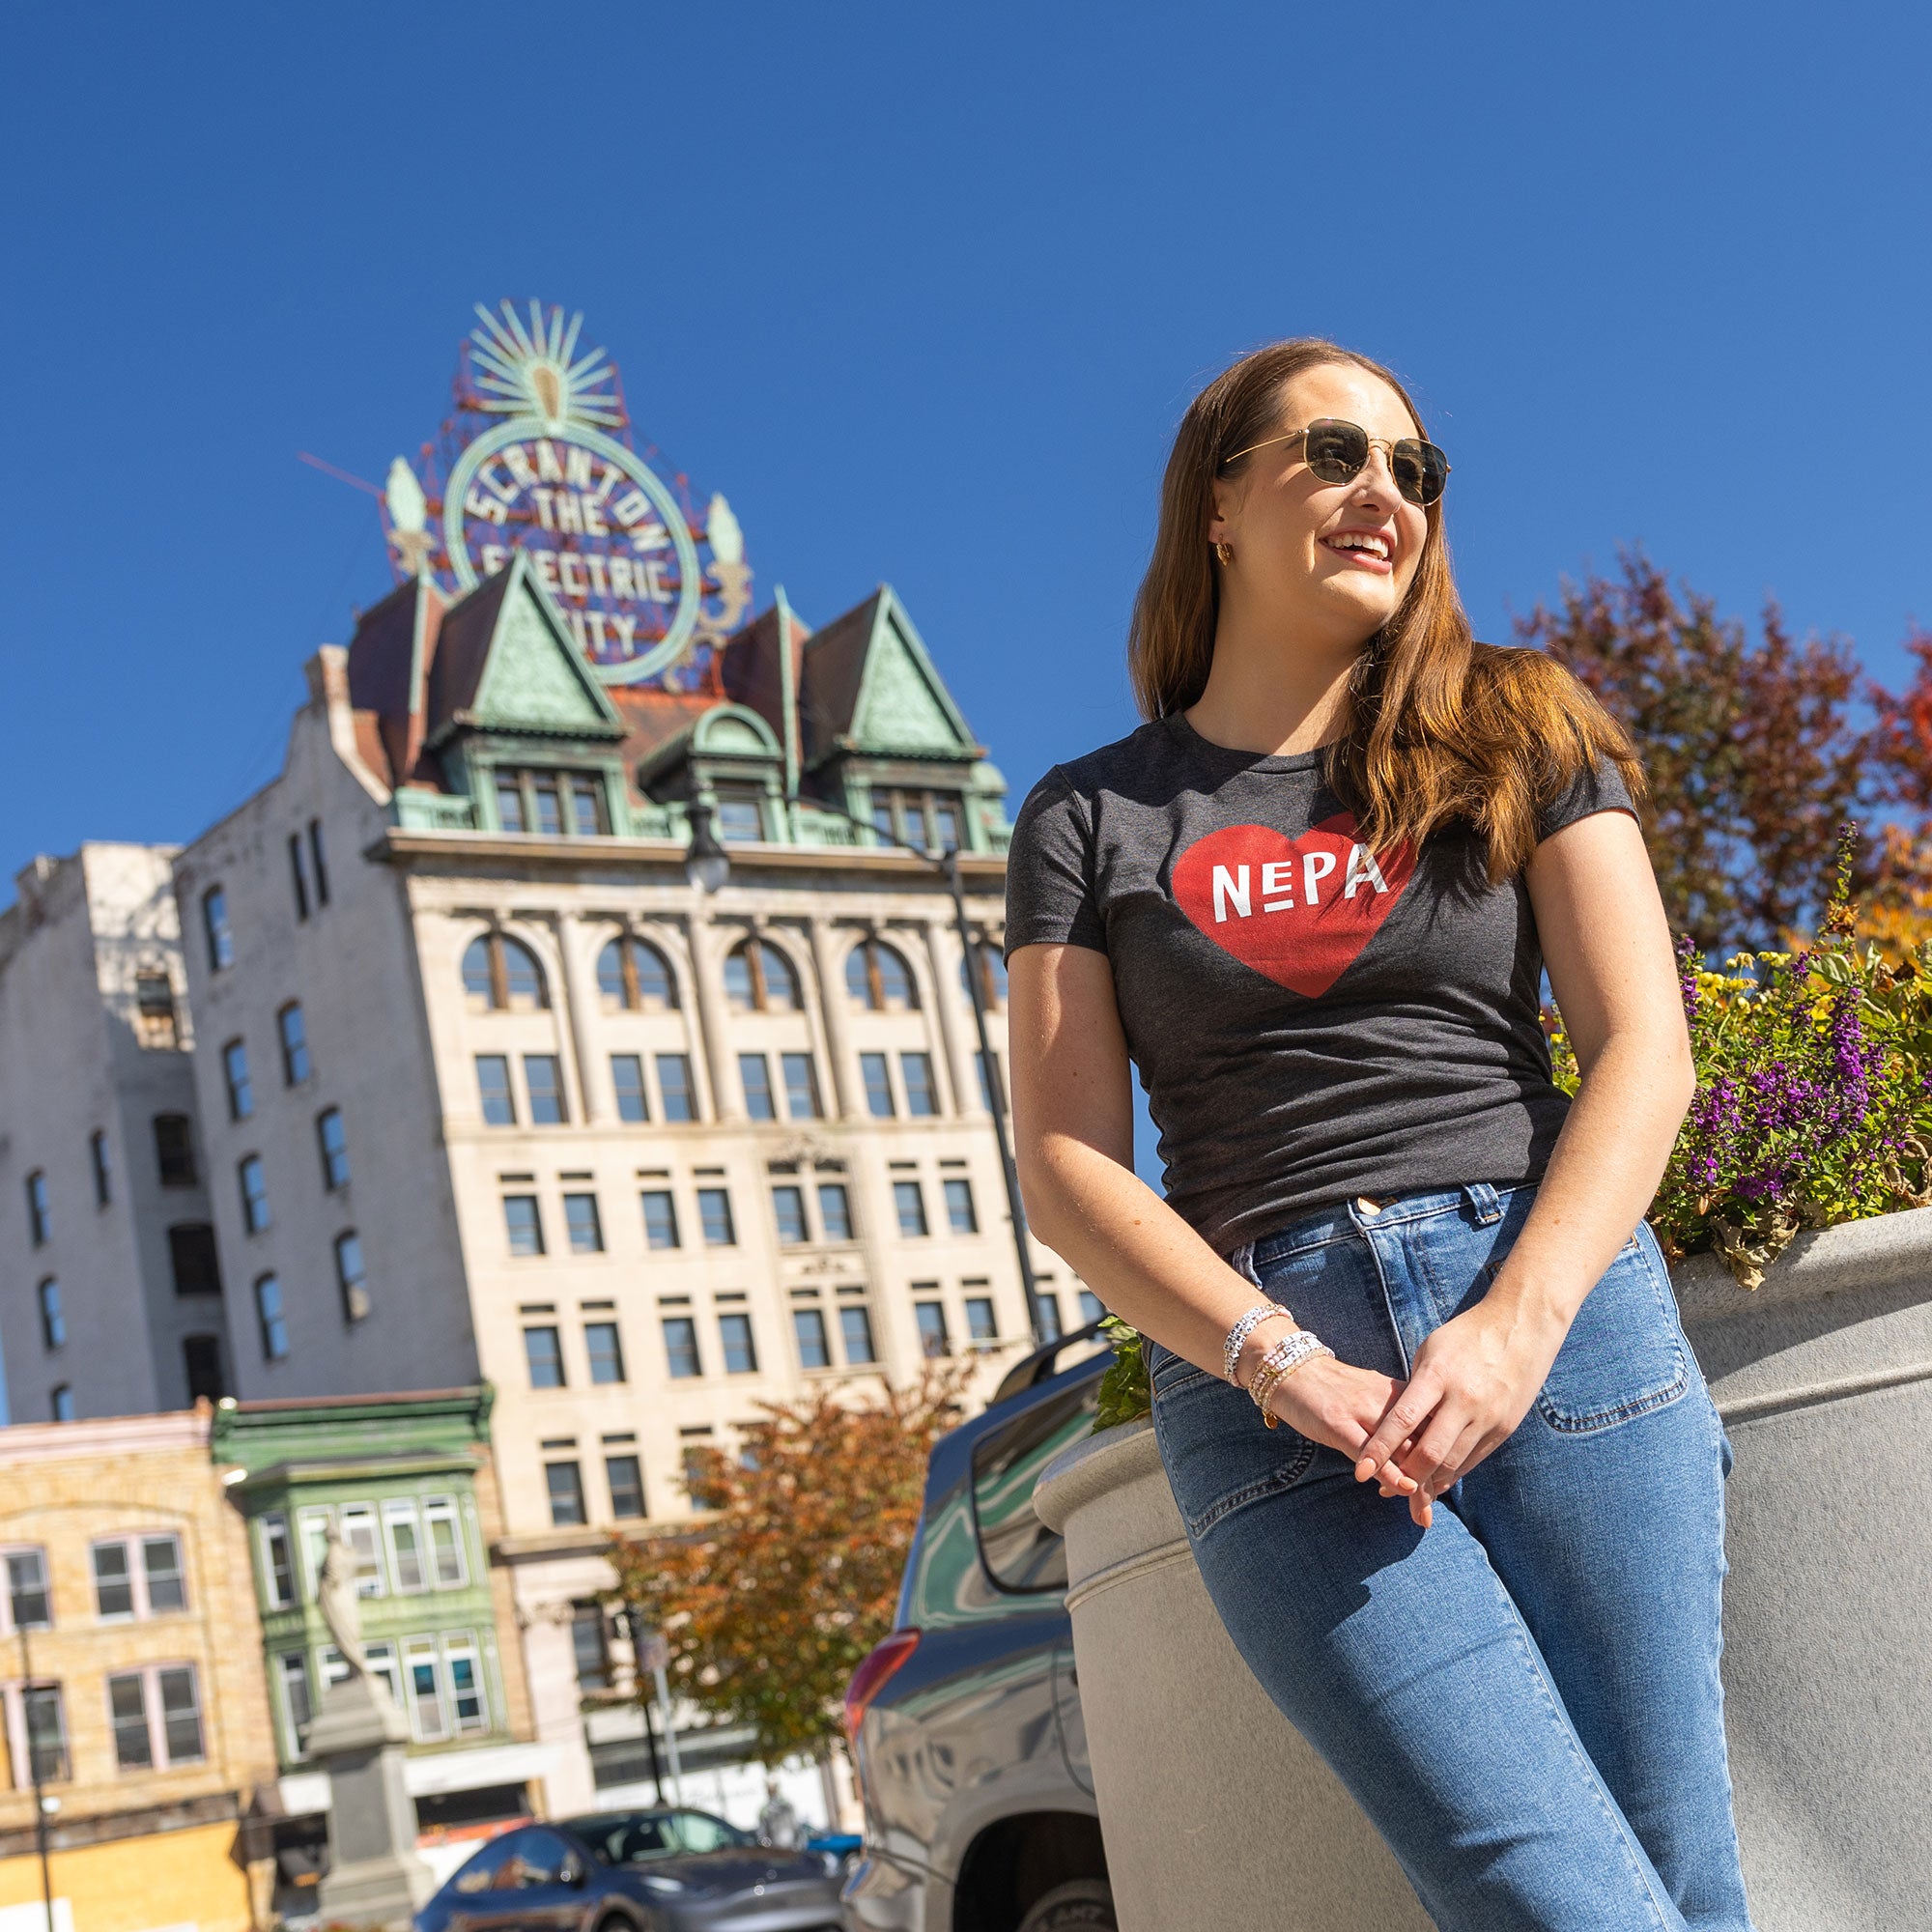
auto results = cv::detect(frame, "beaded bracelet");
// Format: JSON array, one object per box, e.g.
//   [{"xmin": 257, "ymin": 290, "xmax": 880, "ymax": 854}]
[
  {"xmin": 1249, "ymin": 1330, "xmax": 1336, "ymax": 1430},
  {"xmin": 1222, "ymin": 1302, "xmax": 1293, "ymax": 1384}
]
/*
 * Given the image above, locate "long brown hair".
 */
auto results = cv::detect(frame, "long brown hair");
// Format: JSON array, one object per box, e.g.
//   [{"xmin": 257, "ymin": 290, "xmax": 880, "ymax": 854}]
[{"xmin": 1128, "ymin": 339, "xmax": 1645, "ymax": 884}]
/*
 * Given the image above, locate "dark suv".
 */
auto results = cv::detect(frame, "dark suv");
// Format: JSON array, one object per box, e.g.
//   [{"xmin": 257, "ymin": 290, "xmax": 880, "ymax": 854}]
[{"xmin": 841, "ymin": 1331, "xmax": 1115, "ymax": 1932}]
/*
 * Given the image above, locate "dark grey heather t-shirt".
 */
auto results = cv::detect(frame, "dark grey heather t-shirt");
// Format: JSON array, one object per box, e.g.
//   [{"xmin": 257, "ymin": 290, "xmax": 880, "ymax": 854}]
[{"xmin": 1004, "ymin": 712, "xmax": 1639, "ymax": 1256}]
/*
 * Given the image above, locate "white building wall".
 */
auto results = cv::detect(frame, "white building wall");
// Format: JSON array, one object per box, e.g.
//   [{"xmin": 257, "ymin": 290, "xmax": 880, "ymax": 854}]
[{"xmin": 0, "ymin": 843, "xmax": 218, "ymax": 1422}]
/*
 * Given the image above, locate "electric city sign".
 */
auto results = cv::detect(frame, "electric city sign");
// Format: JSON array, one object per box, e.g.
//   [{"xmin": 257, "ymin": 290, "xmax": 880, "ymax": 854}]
[{"xmin": 382, "ymin": 301, "xmax": 753, "ymax": 688}]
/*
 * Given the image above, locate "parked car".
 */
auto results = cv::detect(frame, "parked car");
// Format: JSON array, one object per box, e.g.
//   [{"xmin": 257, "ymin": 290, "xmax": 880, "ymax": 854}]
[
  {"xmin": 841, "ymin": 1328, "xmax": 1115, "ymax": 1932},
  {"xmin": 414, "ymin": 1805, "xmax": 849, "ymax": 1932}
]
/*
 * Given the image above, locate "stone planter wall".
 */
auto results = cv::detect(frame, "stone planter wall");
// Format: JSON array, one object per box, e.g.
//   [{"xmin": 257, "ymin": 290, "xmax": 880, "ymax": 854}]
[{"xmin": 1035, "ymin": 1207, "xmax": 1932, "ymax": 1932}]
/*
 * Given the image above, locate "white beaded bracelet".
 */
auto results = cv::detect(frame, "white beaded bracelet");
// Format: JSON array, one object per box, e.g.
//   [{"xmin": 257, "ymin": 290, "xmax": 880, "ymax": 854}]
[{"xmin": 1223, "ymin": 1302, "xmax": 1293, "ymax": 1383}]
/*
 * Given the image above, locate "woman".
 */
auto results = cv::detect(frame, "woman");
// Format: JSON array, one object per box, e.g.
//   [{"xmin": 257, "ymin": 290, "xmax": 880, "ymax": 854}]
[{"xmin": 1004, "ymin": 339, "xmax": 1754, "ymax": 1931}]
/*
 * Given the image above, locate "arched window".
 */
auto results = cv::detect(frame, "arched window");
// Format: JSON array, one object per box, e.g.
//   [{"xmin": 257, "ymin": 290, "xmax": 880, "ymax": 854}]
[
  {"xmin": 960, "ymin": 943, "xmax": 1009, "ymax": 1009},
  {"xmin": 462, "ymin": 932, "xmax": 549, "ymax": 1011},
  {"xmin": 846, "ymin": 938, "xmax": 918, "ymax": 1011},
  {"xmin": 596, "ymin": 936, "xmax": 677, "ymax": 1011},
  {"xmin": 724, "ymin": 940, "xmax": 800, "ymax": 1013}
]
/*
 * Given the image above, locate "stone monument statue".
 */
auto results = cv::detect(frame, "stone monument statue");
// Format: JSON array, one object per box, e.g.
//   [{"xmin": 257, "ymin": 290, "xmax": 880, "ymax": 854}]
[{"xmin": 309, "ymin": 1522, "xmax": 435, "ymax": 1926}]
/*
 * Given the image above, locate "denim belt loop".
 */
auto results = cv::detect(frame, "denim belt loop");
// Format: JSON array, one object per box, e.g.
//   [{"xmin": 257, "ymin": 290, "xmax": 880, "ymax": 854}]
[
  {"xmin": 1462, "ymin": 1179, "xmax": 1503, "ymax": 1226},
  {"xmin": 1228, "ymin": 1238, "xmax": 1263, "ymax": 1289}
]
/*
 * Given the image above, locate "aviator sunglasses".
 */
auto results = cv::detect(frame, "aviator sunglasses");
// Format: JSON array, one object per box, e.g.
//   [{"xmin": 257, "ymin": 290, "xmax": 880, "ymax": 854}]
[{"xmin": 1225, "ymin": 417, "xmax": 1451, "ymax": 508}]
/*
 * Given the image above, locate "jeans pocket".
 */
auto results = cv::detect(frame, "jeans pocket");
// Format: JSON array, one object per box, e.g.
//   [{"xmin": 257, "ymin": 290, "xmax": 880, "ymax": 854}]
[
  {"xmin": 1528, "ymin": 1223, "xmax": 1690, "ymax": 1435},
  {"xmin": 1149, "ymin": 1341, "xmax": 1320, "ymax": 1539}
]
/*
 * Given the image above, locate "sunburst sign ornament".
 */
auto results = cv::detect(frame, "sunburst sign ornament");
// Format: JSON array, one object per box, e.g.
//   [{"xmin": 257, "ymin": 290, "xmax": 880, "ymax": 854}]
[{"xmin": 381, "ymin": 301, "xmax": 753, "ymax": 688}]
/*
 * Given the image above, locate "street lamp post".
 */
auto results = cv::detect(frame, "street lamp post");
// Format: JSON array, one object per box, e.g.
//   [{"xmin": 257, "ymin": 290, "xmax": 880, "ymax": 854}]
[
  {"xmin": 683, "ymin": 795, "xmax": 1046, "ymax": 1350},
  {"xmin": 19, "ymin": 1626, "xmax": 55, "ymax": 1932}
]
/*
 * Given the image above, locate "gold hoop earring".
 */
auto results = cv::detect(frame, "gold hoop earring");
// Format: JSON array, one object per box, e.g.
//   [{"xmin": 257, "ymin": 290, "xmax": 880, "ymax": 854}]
[{"xmin": 1213, "ymin": 540, "xmax": 1234, "ymax": 567}]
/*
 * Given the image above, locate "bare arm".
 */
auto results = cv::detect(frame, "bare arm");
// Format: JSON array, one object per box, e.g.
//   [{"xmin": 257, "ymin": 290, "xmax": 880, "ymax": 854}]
[
  {"xmin": 1008, "ymin": 941, "xmax": 1421, "ymax": 1492},
  {"xmin": 1352, "ymin": 808, "xmax": 1695, "ymax": 1516}
]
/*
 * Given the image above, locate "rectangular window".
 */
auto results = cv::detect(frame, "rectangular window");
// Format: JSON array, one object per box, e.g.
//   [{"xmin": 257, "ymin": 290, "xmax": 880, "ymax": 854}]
[
  {"xmin": 383, "ymin": 1499, "xmax": 427, "ymax": 1594},
  {"xmin": 1078, "ymin": 1288, "xmax": 1104, "ymax": 1325},
  {"xmin": 239, "ymin": 1154, "xmax": 271, "ymax": 1234},
  {"xmin": 817, "ymin": 1182, "xmax": 854, "ymax": 1241},
  {"xmin": 445, "ymin": 1636, "xmax": 487, "ymax": 1733},
  {"xmin": 168, "ymin": 1223, "xmax": 221, "ymax": 1296},
  {"xmin": 223, "ymin": 1038, "xmax": 253, "ymax": 1120},
  {"xmin": 203, "ymin": 887, "xmax": 233, "ymax": 972},
  {"xmin": 944, "ymin": 1178, "xmax": 979, "ymax": 1235},
  {"xmin": 546, "ymin": 1461, "xmax": 587, "ymax": 1527},
  {"xmin": 697, "ymin": 1187, "xmax": 736, "ymax": 1246},
  {"xmin": 109, "ymin": 1670, "xmax": 154, "ymax": 1769},
  {"xmin": 256, "ymin": 1274, "xmax": 289, "ymax": 1359},
  {"xmin": 278, "ymin": 1003, "xmax": 311, "ymax": 1085},
  {"xmin": 860, "ymin": 1052, "xmax": 895, "ymax": 1118},
  {"xmin": 37, "ymin": 1280, "xmax": 63, "ymax": 1351},
  {"xmin": 94, "ymin": 1541, "xmax": 135, "ymax": 1619},
  {"xmin": 288, "ymin": 832, "xmax": 311, "ymax": 922},
  {"xmin": 901, "ymin": 1052, "xmax": 939, "ymax": 1117},
  {"xmin": 309, "ymin": 820, "xmax": 330, "ymax": 905},
  {"xmin": 781, "ymin": 1053, "xmax": 821, "ymax": 1120},
  {"xmin": 662, "ymin": 1316, "xmax": 702, "ymax": 1378},
  {"xmin": 278, "ymin": 1653, "xmax": 311, "ymax": 1754},
  {"xmin": 568, "ymin": 775, "xmax": 611, "ymax": 837},
  {"xmin": 135, "ymin": 972, "xmax": 179, "ymax": 1049},
  {"xmin": 504, "ymin": 1195, "xmax": 544, "ymax": 1257},
  {"xmin": 895, "ymin": 1179, "xmax": 929, "ymax": 1238},
  {"xmin": 571, "ymin": 1603, "xmax": 611, "ymax": 1690},
  {"xmin": 4, "ymin": 1549, "xmax": 51, "ymax": 1633},
  {"xmin": 772, "ymin": 1185, "xmax": 808, "ymax": 1245},
  {"xmin": 90, "ymin": 1129, "xmax": 111, "ymax": 1208},
  {"xmin": 585, "ymin": 1321, "xmax": 626, "ymax": 1384},
  {"xmin": 406, "ymin": 1638, "xmax": 448, "ymax": 1741},
  {"xmin": 26, "ymin": 1171, "xmax": 49, "ymax": 1246},
  {"xmin": 532, "ymin": 776, "xmax": 564, "ymax": 837},
  {"xmin": 496, "ymin": 775, "xmax": 526, "ymax": 833},
  {"xmin": 611, "ymin": 1054, "xmax": 649, "ymax": 1122},
  {"xmin": 720, "ymin": 1312, "xmax": 758, "ymax": 1375},
  {"xmin": 424, "ymin": 1496, "xmax": 466, "ymax": 1587},
  {"xmin": 842, "ymin": 1306, "xmax": 881, "ymax": 1368},
  {"xmin": 261, "ymin": 1515, "xmax": 296, "ymax": 1609},
  {"xmin": 18, "ymin": 1684, "xmax": 69, "ymax": 1785},
  {"xmin": 656, "ymin": 1053, "xmax": 696, "ymax": 1122},
  {"xmin": 525, "ymin": 1054, "xmax": 566, "ymax": 1125},
  {"xmin": 476, "ymin": 1054, "xmax": 516, "ymax": 1125},
  {"xmin": 715, "ymin": 787, "xmax": 764, "ymax": 841},
  {"xmin": 933, "ymin": 795, "xmax": 964, "ymax": 852},
  {"xmin": 316, "ymin": 1108, "xmax": 350, "ymax": 1190},
  {"xmin": 334, "ymin": 1231, "xmax": 370, "ymax": 1322},
  {"xmin": 340, "ymin": 1503, "xmax": 384, "ymax": 1596},
  {"xmin": 563, "ymin": 1192, "xmax": 604, "ymax": 1254},
  {"xmin": 793, "ymin": 1306, "xmax": 831, "ymax": 1370},
  {"xmin": 640, "ymin": 1190, "xmax": 680, "ymax": 1249},
  {"xmin": 298, "ymin": 1510, "xmax": 331, "ymax": 1599},
  {"xmin": 1037, "ymin": 1292, "xmax": 1064, "ymax": 1341},
  {"xmin": 154, "ymin": 1115, "xmax": 196, "ymax": 1186},
  {"xmin": 739, "ymin": 1052, "xmax": 776, "ymax": 1121},
  {"xmin": 606, "ymin": 1454, "xmax": 646, "ymax": 1520},
  {"xmin": 916, "ymin": 1301, "xmax": 950, "ymax": 1358},
  {"xmin": 51, "ymin": 1384, "xmax": 74, "ymax": 1423},
  {"xmin": 158, "ymin": 1665, "xmax": 204, "ymax": 1762},
  {"xmin": 966, "ymin": 1295, "xmax": 998, "ymax": 1343},
  {"xmin": 524, "ymin": 1324, "xmax": 565, "ymax": 1388}
]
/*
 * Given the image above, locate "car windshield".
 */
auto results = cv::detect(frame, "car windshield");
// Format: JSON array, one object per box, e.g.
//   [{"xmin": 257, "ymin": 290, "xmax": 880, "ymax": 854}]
[{"xmin": 571, "ymin": 1809, "xmax": 753, "ymax": 1864}]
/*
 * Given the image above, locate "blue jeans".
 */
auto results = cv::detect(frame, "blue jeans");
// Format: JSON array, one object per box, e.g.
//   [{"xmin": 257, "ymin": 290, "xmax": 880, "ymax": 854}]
[{"xmin": 1147, "ymin": 1180, "xmax": 1755, "ymax": 1932}]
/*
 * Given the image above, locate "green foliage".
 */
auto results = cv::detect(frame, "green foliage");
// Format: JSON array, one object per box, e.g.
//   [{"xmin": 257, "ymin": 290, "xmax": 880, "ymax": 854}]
[{"xmin": 1092, "ymin": 1315, "xmax": 1150, "ymax": 1432}]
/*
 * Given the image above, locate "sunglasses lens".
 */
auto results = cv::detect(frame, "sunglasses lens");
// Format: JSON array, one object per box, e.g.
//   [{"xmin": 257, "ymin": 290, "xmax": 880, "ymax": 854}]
[
  {"xmin": 1302, "ymin": 418, "xmax": 1370, "ymax": 484},
  {"xmin": 1393, "ymin": 440, "xmax": 1449, "ymax": 507}
]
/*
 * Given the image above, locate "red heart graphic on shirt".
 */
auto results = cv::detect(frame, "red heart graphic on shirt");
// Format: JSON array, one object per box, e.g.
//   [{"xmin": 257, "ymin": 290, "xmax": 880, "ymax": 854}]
[{"xmin": 1172, "ymin": 814, "xmax": 1417, "ymax": 997}]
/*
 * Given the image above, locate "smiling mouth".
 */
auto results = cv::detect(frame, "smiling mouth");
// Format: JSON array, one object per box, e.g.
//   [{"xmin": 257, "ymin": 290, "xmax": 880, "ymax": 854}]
[{"xmin": 1321, "ymin": 530, "xmax": 1393, "ymax": 573}]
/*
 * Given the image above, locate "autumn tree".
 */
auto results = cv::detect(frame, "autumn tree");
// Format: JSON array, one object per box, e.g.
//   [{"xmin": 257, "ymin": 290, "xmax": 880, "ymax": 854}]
[
  {"xmin": 607, "ymin": 1368, "xmax": 971, "ymax": 1771},
  {"xmin": 1515, "ymin": 550, "xmax": 1871, "ymax": 951}
]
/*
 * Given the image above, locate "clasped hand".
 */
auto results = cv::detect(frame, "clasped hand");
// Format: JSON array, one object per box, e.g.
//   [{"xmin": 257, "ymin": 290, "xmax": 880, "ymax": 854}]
[{"xmin": 1266, "ymin": 1296, "xmax": 1568, "ymax": 1529}]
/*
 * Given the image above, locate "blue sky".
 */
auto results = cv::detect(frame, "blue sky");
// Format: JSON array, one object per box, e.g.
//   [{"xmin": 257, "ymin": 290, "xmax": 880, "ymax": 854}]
[{"xmin": 3, "ymin": 3, "xmax": 1927, "ymax": 856}]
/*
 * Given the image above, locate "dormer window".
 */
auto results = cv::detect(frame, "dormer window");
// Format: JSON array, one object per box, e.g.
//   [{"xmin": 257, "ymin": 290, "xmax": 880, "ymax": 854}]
[
  {"xmin": 870, "ymin": 787, "xmax": 965, "ymax": 853},
  {"xmin": 713, "ymin": 785, "xmax": 765, "ymax": 843},
  {"xmin": 492, "ymin": 769, "xmax": 611, "ymax": 838}
]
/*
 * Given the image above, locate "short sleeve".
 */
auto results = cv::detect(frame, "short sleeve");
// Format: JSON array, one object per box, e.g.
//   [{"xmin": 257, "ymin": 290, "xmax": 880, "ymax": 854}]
[
  {"xmin": 1537, "ymin": 753, "xmax": 1638, "ymax": 843},
  {"xmin": 1004, "ymin": 767, "xmax": 1107, "ymax": 958}
]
